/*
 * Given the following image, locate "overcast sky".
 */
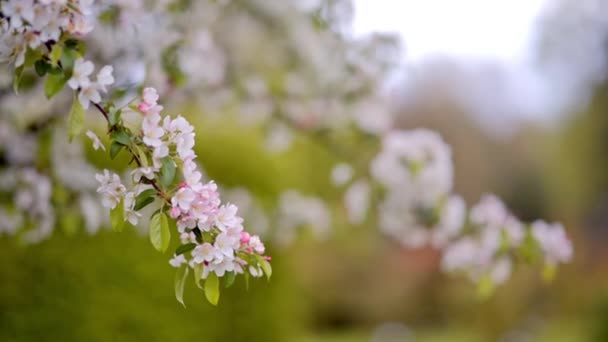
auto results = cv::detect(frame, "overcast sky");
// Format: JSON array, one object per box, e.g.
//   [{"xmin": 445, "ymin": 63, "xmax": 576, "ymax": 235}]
[{"xmin": 351, "ymin": 0, "xmax": 608, "ymax": 133}]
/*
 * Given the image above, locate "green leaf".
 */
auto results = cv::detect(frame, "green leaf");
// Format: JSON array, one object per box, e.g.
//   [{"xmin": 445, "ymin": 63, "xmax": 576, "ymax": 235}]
[
  {"xmin": 110, "ymin": 199, "xmax": 125, "ymax": 232},
  {"xmin": 160, "ymin": 157, "xmax": 176, "ymax": 188},
  {"xmin": 193, "ymin": 228, "xmax": 203, "ymax": 244},
  {"xmin": 50, "ymin": 44, "xmax": 63, "ymax": 66},
  {"xmin": 175, "ymin": 243, "xmax": 196, "ymax": 256},
  {"xmin": 60, "ymin": 47, "xmax": 75, "ymax": 72},
  {"xmin": 65, "ymin": 38, "xmax": 86, "ymax": 56},
  {"xmin": 174, "ymin": 265, "xmax": 189, "ymax": 308},
  {"xmin": 133, "ymin": 189, "xmax": 156, "ymax": 211},
  {"xmin": 255, "ymin": 255, "xmax": 272, "ymax": 281},
  {"xmin": 193, "ymin": 263, "xmax": 204, "ymax": 289},
  {"xmin": 149, "ymin": 212, "xmax": 170, "ymax": 253},
  {"xmin": 44, "ymin": 72, "xmax": 68, "ymax": 99},
  {"xmin": 68, "ymin": 94, "xmax": 85, "ymax": 141},
  {"xmin": 204, "ymin": 272, "xmax": 220, "ymax": 305},
  {"xmin": 109, "ymin": 141, "xmax": 124, "ymax": 159},
  {"xmin": 132, "ymin": 144, "xmax": 149, "ymax": 167},
  {"xmin": 224, "ymin": 272, "xmax": 236, "ymax": 288},
  {"xmin": 35, "ymin": 60, "xmax": 51, "ymax": 76},
  {"xmin": 108, "ymin": 108, "xmax": 121, "ymax": 126},
  {"xmin": 13, "ymin": 65, "xmax": 24, "ymax": 94},
  {"xmin": 111, "ymin": 130, "xmax": 131, "ymax": 146}
]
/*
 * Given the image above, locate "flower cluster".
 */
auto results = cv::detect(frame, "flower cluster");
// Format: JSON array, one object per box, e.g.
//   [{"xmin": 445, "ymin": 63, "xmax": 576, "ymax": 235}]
[
  {"xmin": 441, "ymin": 195, "xmax": 573, "ymax": 288},
  {"xmin": 441, "ymin": 195, "xmax": 525, "ymax": 285},
  {"xmin": 68, "ymin": 58, "xmax": 114, "ymax": 109},
  {"xmin": 371, "ymin": 129, "xmax": 461, "ymax": 248},
  {"xmin": 0, "ymin": 0, "xmax": 95, "ymax": 67},
  {"xmin": 0, "ymin": 167, "xmax": 53, "ymax": 243},
  {"xmin": 92, "ymin": 88, "xmax": 271, "ymax": 301},
  {"xmin": 366, "ymin": 130, "xmax": 573, "ymax": 289}
]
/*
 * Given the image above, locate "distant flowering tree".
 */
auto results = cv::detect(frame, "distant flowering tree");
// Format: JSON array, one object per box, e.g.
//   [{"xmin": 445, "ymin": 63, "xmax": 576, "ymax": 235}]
[{"xmin": 0, "ymin": 0, "xmax": 572, "ymax": 303}]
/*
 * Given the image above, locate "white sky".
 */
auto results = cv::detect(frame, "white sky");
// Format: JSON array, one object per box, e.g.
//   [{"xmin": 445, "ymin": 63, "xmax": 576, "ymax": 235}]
[{"xmin": 353, "ymin": 0, "xmax": 547, "ymax": 63}]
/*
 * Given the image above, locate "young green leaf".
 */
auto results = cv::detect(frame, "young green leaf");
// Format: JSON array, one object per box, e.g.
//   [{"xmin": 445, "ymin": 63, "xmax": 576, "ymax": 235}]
[
  {"xmin": 193, "ymin": 263, "xmax": 204, "ymax": 289},
  {"xmin": 175, "ymin": 243, "xmax": 196, "ymax": 256},
  {"xmin": 132, "ymin": 144, "xmax": 149, "ymax": 167},
  {"xmin": 255, "ymin": 255, "xmax": 272, "ymax": 281},
  {"xmin": 204, "ymin": 272, "xmax": 220, "ymax": 305},
  {"xmin": 44, "ymin": 72, "xmax": 68, "ymax": 99},
  {"xmin": 174, "ymin": 265, "xmax": 189, "ymax": 308},
  {"xmin": 110, "ymin": 130, "xmax": 131, "ymax": 146},
  {"xmin": 160, "ymin": 157, "xmax": 176, "ymax": 188},
  {"xmin": 108, "ymin": 108, "xmax": 121, "ymax": 126},
  {"xmin": 68, "ymin": 94, "xmax": 85, "ymax": 141},
  {"xmin": 224, "ymin": 271, "xmax": 236, "ymax": 288},
  {"xmin": 133, "ymin": 189, "xmax": 156, "ymax": 211},
  {"xmin": 35, "ymin": 60, "xmax": 51, "ymax": 76},
  {"xmin": 149, "ymin": 212, "xmax": 170, "ymax": 253},
  {"xmin": 49, "ymin": 43, "xmax": 63, "ymax": 66},
  {"xmin": 110, "ymin": 199, "xmax": 125, "ymax": 232},
  {"xmin": 13, "ymin": 65, "xmax": 24, "ymax": 94},
  {"xmin": 109, "ymin": 141, "xmax": 124, "ymax": 159}
]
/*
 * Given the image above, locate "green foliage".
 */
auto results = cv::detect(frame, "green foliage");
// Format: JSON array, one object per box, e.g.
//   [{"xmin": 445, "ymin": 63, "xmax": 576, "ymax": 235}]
[
  {"xmin": 34, "ymin": 60, "xmax": 52, "ymax": 76},
  {"xmin": 193, "ymin": 263, "xmax": 204, "ymax": 289},
  {"xmin": 110, "ymin": 129, "xmax": 132, "ymax": 146},
  {"xmin": 174, "ymin": 265, "xmax": 189, "ymax": 308},
  {"xmin": 109, "ymin": 141, "xmax": 124, "ymax": 159},
  {"xmin": 204, "ymin": 272, "xmax": 220, "ymax": 305},
  {"xmin": 110, "ymin": 199, "xmax": 125, "ymax": 232},
  {"xmin": 0, "ymin": 233, "xmax": 294, "ymax": 341},
  {"xmin": 44, "ymin": 71, "xmax": 68, "ymax": 99},
  {"xmin": 108, "ymin": 107, "xmax": 122, "ymax": 127},
  {"xmin": 160, "ymin": 157, "xmax": 176, "ymax": 188},
  {"xmin": 224, "ymin": 272, "xmax": 236, "ymax": 288},
  {"xmin": 255, "ymin": 254, "xmax": 272, "ymax": 281},
  {"xmin": 68, "ymin": 94, "xmax": 85, "ymax": 141},
  {"xmin": 175, "ymin": 243, "xmax": 196, "ymax": 256},
  {"xmin": 133, "ymin": 189, "xmax": 156, "ymax": 211},
  {"xmin": 149, "ymin": 212, "xmax": 170, "ymax": 253},
  {"xmin": 49, "ymin": 43, "xmax": 63, "ymax": 66},
  {"xmin": 13, "ymin": 65, "xmax": 24, "ymax": 93}
]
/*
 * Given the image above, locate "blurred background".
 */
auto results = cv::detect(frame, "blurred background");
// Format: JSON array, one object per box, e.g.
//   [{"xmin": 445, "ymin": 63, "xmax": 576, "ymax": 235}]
[{"xmin": 2, "ymin": 0, "xmax": 608, "ymax": 341}]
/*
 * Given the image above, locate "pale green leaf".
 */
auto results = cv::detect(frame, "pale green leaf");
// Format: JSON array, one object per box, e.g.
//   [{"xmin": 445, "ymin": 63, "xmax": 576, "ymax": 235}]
[
  {"xmin": 174, "ymin": 265, "xmax": 189, "ymax": 308},
  {"xmin": 224, "ymin": 271, "xmax": 236, "ymax": 288},
  {"xmin": 204, "ymin": 272, "xmax": 220, "ymax": 306},
  {"xmin": 255, "ymin": 255, "xmax": 272, "ymax": 281},
  {"xmin": 110, "ymin": 198, "xmax": 125, "ymax": 232},
  {"xmin": 50, "ymin": 44, "xmax": 63, "ymax": 66},
  {"xmin": 44, "ymin": 72, "xmax": 68, "ymax": 99},
  {"xmin": 175, "ymin": 243, "xmax": 196, "ymax": 256},
  {"xmin": 160, "ymin": 157, "xmax": 176, "ymax": 188},
  {"xmin": 149, "ymin": 212, "xmax": 170, "ymax": 253},
  {"xmin": 68, "ymin": 94, "xmax": 85, "ymax": 141},
  {"xmin": 193, "ymin": 263, "xmax": 204, "ymax": 289},
  {"xmin": 133, "ymin": 189, "xmax": 156, "ymax": 211}
]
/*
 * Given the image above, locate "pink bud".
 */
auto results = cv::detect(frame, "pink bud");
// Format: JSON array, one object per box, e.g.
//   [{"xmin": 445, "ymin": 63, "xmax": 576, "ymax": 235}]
[
  {"xmin": 138, "ymin": 102, "xmax": 150, "ymax": 113},
  {"xmin": 240, "ymin": 231, "xmax": 251, "ymax": 245},
  {"xmin": 264, "ymin": 256, "xmax": 272, "ymax": 262},
  {"xmin": 170, "ymin": 207, "xmax": 181, "ymax": 219},
  {"xmin": 178, "ymin": 182, "xmax": 187, "ymax": 189}
]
